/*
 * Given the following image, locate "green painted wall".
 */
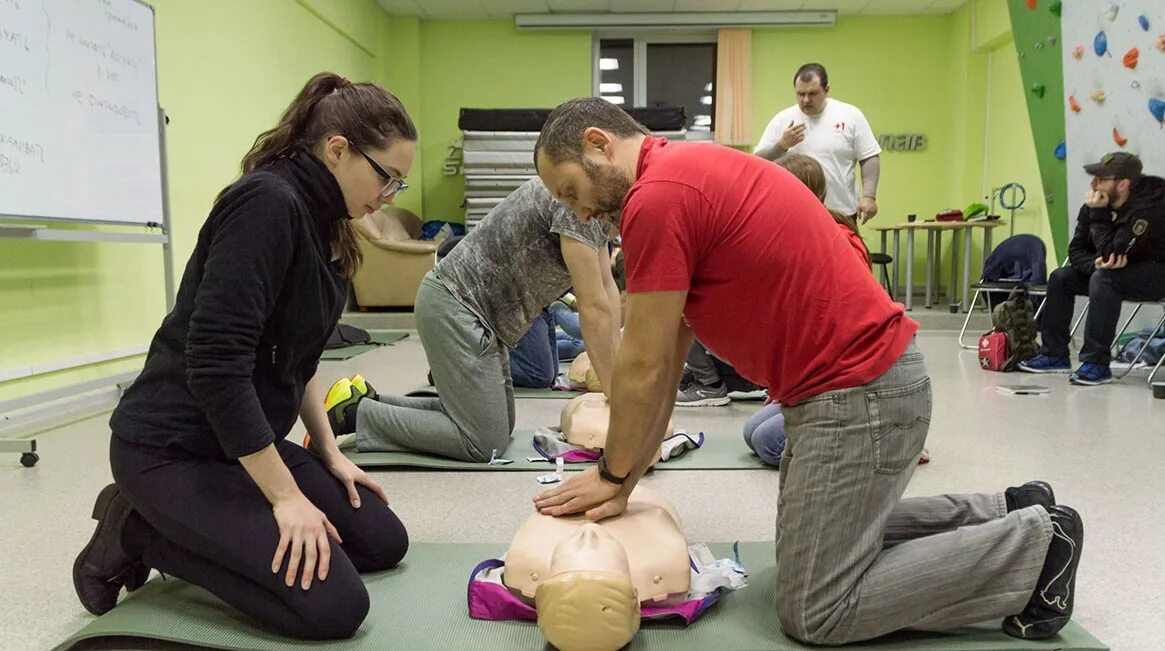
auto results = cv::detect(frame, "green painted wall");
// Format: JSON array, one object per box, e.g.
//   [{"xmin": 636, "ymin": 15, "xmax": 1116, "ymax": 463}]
[
  {"xmin": 416, "ymin": 21, "xmax": 591, "ymax": 223},
  {"xmin": 0, "ymin": 0, "xmax": 393, "ymax": 401},
  {"xmin": 1007, "ymin": 0, "xmax": 1069, "ymax": 258}
]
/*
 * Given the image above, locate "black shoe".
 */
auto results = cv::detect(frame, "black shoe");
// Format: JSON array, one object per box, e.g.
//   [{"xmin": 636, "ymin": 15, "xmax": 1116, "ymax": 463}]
[
  {"xmin": 1005, "ymin": 481, "xmax": 1056, "ymax": 512},
  {"xmin": 1002, "ymin": 505, "xmax": 1084, "ymax": 640},
  {"xmin": 73, "ymin": 484, "xmax": 150, "ymax": 616}
]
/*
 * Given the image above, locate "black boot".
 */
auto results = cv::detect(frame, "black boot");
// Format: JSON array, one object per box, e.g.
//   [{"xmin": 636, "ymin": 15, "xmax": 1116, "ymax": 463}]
[
  {"xmin": 1002, "ymin": 505, "xmax": 1084, "ymax": 640},
  {"xmin": 1005, "ymin": 481, "xmax": 1056, "ymax": 512},
  {"xmin": 73, "ymin": 484, "xmax": 151, "ymax": 615}
]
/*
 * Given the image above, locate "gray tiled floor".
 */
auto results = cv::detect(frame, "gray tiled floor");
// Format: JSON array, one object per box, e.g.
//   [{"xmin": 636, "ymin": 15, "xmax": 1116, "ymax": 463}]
[{"xmin": 2, "ymin": 332, "xmax": 1160, "ymax": 650}]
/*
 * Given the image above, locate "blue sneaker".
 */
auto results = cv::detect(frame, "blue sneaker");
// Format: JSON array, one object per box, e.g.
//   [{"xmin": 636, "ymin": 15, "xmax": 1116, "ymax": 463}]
[
  {"xmin": 1018, "ymin": 354, "xmax": 1072, "ymax": 373},
  {"xmin": 1069, "ymin": 363, "xmax": 1113, "ymax": 386}
]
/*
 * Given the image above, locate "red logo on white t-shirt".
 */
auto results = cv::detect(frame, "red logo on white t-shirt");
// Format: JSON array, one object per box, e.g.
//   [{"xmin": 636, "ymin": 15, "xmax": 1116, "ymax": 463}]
[{"xmin": 834, "ymin": 121, "xmax": 846, "ymax": 131}]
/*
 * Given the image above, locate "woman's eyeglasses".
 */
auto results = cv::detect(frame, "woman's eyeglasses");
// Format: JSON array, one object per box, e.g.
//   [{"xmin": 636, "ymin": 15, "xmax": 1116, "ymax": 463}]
[{"xmin": 349, "ymin": 141, "xmax": 408, "ymax": 198}]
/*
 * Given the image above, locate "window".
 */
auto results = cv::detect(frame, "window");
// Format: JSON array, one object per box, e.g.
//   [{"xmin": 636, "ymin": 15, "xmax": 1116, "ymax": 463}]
[{"xmin": 594, "ymin": 36, "xmax": 717, "ymax": 137}]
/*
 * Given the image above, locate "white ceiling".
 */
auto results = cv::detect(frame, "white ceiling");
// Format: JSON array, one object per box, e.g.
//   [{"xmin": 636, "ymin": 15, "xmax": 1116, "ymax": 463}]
[{"xmin": 376, "ymin": 0, "xmax": 969, "ymax": 20}]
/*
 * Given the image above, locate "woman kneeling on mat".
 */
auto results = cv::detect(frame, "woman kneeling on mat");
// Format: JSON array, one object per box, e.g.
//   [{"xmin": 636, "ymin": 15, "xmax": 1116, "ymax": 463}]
[{"xmin": 72, "ymin": 72, "xmax": 415, "ymax": 640}]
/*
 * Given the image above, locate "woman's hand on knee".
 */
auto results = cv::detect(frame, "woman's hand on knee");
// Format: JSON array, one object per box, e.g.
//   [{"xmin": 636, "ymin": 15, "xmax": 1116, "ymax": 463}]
[
  {"xmin": 271, "ymin": 493, "xmax": 342, "ymax": 590},
  {"xmin": 325, "ymin": 454, "xmax": 389, "ymax": 509}
]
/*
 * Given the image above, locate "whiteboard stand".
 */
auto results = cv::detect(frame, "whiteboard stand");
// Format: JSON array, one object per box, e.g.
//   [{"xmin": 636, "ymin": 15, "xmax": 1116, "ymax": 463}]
[{"xmin": 0, "ymin": 106, "xmax": 173, "ymax": 468}]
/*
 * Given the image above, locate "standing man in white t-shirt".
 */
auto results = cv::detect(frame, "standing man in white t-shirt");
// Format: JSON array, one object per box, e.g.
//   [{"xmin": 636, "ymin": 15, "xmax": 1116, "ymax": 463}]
[{"xmin": 755, "ymin": 63, "xmax": 882, "ymax": 224}]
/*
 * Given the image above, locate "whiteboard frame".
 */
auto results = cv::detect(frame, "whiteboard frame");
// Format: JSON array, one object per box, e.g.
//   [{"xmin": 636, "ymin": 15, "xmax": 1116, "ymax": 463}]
[
  {"xmin": 0, "ymin": 0, "xmax": 173, "ymax": 450},
  {"xmin": 0, "ymin": 0, "xmax": 166, "ymax": 228}
]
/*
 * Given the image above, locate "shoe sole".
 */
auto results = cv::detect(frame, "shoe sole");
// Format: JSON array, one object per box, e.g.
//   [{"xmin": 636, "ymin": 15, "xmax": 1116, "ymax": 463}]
[
  {"xmin": 675, "ymin": 397, "xmax": 731, "ymax": 407},
  {"xmin": 1003, "ymin": 506, "xmax": 1084, "ymax": 639},
  {"xmin": 1068, "ymin": 376, "xmax": 1113, "ymax": 386},
  {"xmin": 73, "ymin": 485, "xmax": 148, "ymax": 616},
  {"xmin": 1018, "ymin": 366, "xmax": 1072, "ymax": 374}
]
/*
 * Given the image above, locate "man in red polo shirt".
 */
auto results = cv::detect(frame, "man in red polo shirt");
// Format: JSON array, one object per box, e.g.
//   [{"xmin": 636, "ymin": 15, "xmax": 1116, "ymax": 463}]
[{"xmin": 531, "ymin": 98, "xmax": 1083, "ymax": 645}]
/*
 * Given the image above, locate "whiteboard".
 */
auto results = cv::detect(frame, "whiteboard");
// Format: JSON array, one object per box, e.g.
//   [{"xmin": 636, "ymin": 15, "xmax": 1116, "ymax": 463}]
[
  {"xmin": 0, "ymin": 0, "xmax": 163, "ymax": 226},
  {"xmin": 1062, "ymin": 0, "xmax": 1165, "ymax": 232}
]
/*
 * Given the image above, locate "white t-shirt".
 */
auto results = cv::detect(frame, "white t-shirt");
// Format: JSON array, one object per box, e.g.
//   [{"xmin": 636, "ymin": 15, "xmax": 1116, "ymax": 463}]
[{"xmin": 755, "ymin": 98, "xmax": 881, "ymax": 216}]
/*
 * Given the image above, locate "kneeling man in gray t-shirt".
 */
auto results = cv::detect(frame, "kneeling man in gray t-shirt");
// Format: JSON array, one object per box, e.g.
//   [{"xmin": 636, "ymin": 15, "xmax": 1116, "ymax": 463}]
[{"xmin": 336, "ymin": 177, "xmax": 620, "ymax": 462}]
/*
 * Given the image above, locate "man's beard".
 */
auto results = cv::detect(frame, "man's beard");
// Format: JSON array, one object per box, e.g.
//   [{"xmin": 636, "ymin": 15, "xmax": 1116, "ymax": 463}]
[{"xmin": 582, "ymin": 158, "xmax": 632, "ymax": 226}]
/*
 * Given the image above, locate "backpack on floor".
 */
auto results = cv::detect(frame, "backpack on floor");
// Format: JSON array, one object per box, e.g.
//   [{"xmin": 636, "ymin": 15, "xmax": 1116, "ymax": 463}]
[
  {"xmin": 980, "ymin": 288, "xmax": 1039, "ymax": 372},
  {"xmin": 325, "ymin": 324, "xmax": 372, "ymax": 349}
]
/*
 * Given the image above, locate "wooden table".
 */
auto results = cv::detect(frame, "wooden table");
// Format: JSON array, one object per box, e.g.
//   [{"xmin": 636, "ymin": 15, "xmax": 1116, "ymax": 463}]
[{"xmin": 873, "ymin": 220, "xmax": 1005, "ymax": 311}]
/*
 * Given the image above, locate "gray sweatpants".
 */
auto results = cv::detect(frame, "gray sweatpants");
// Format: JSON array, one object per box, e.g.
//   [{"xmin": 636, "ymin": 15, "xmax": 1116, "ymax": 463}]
[
  {"xmin": 354, "ymin": 270, "xmax": 515, "ymax": 462},
  {"xmin": 775, "ymin": 339, "xmax": 1054, "ymax": 645}
]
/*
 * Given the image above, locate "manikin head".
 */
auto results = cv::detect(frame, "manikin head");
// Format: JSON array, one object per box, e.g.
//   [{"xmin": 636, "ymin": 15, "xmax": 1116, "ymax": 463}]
[
  {"xmin": 535, "ymin": 97, "xmax": 651, "ymax": 227},
  {"xmin": 535, "ymin": 523, "xmax": 640, "ymax": 651}
]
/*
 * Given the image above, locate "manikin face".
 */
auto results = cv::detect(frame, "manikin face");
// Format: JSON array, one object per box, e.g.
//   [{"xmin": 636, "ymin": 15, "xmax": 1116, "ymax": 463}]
[
  {"xmin": 548, "ymin": 523, "xmax": 632, "ymax": 578},
  {"xmin": 537, "ymin": 129, "xmax": 634, "ymax": 226},
  {"xmin": 322, "ymin": 135, "xmax": 416, "ymax": 219},
  {"xmin": 795, "ymin": 76, "xmax": 829, "ymax": 116}
]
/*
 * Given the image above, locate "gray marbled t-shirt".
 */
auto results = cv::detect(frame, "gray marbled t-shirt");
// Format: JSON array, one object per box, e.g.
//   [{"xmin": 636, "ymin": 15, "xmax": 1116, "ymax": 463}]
[{"xmin": 437, "ymin": 177, "xmax": 610, "ymax": 348}]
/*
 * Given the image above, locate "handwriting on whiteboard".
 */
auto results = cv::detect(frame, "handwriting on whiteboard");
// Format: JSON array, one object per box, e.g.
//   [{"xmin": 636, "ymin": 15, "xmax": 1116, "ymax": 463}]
[
  {"xmin": 0, "ymin": 26, "xmax": 31, "ymax": 52},
  {"xmin": 0, "ymin": 72, "xmax": 26, "ymax": 94}
]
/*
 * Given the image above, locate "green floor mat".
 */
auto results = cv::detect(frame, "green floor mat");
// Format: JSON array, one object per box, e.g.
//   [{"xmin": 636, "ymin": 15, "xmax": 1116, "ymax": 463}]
[
  {"xmin": 56, "ymin": 542, "xmax": 1107, "ymax": 651},
  {"xmin": 344, "ymin": 430, "xmax": 770, "ymax": 471},
  {"xmin": 406, "ymin": 385, "xmax": 585, "ymax": 399},
  {"xmin": 319, "ymin": 331, "xmax": 410, "ymax": 361}
]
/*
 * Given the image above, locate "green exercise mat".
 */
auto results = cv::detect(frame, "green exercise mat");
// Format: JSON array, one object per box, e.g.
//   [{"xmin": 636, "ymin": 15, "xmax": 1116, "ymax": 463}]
[
  {"xmin": 343, "ymin": 430, "xmax": 770, "ymax": 471},
  {"xmin": 319, "ymin": 331, "xmax": 410, "ymax": 361},
  {"xmin": 55, "ymin": 542, "xmax": 1107, "ymax": 651},
  {"xmin": 406, "ymin": 385, "xmax": 585, "ymax": 399}
]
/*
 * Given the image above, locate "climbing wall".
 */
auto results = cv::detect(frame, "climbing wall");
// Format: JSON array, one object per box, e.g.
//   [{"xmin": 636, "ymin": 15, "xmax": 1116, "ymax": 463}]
[
  {"xmin": 1008, "ymin": 0, "xmax": 1069, "ymax": 257},
  {"xmin": 1061, "ymin": 1, "xmax": 1165, "ymax": 228}
]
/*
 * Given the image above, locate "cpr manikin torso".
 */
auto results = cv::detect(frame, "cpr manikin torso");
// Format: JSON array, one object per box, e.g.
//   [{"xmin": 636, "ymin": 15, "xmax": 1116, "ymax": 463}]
[
  {"xmin": 504, "ymin": 486, "xmax": 690, "ymax": 651},
  {"xmin": 560, "ymin": 392, "xmax": 673, "ymax": 450}
]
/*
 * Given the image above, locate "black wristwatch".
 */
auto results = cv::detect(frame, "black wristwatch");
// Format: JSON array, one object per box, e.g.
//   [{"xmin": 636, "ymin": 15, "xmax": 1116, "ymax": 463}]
[{"xmin": 597, "ymin": 457, "xmax": 629, "ymax": 485}]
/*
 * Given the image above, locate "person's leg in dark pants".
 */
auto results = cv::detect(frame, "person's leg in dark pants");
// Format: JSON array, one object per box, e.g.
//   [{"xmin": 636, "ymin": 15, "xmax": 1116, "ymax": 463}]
[
  {"xmin": 1039, "ymin": 267, "xmax": 1091, "ymax": 358},
  {"xmin": 110, "ymin": 437, "xmax": 407, "ymax": 640},
  {"xmin": 509, "ymin": 312, "xmax": 558, "ymax": 388},
  {"xmin": 1021, "ymin": 267, "xmax": 1089, "ymax": 373},
  {"xmin": 676, "ymin": 340, "xmax": 730, "ymax": 406},
  {"xmin": 1073, "ymin": 262, "xmax": 1165, "ymax": 384}
]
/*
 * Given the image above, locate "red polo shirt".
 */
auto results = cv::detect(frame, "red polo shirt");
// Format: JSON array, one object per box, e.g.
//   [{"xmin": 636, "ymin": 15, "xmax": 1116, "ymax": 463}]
[{"xmin": 621, "ymin": 137, "xmax": 918, "ymax": 405}]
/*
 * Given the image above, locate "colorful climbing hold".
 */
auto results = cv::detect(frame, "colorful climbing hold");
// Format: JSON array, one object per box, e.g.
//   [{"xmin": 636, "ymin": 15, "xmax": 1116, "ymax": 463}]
[
  {"xmin": 1073, "ymin": 44, "xmax": 1084, "ymax": 59},
  {"xmin": 1026, "ymin": 0, "xmax": 1036, "ymax": 9},
  {"xmin": 1150, "ymin": 99, "xmax": 1165, "ymax": 126},
  {"xmin": 1069, "ymin": 95, "xmax": 1081, "ymax": 113},
  {"xmin": 1047, "ymin": 35, "xmax": 1058, "ymax": 46},
  {"xmin": 1031, "ymin": 83, "xmax": 1046, "ymax": 99},
  {"xmin": 1113, "ymin": 127, "xmax": 1128, "ymax": 147},
  {"xmin": 1156, "ymin": 34, "xmax": 1165, "ymax": 52},
  {"xmin": 1054, "ymin": 142, "xmax": 1066, "ymax": 160},
  {"xmin": 1139, "ymin": 15, "xmax": 1150, "ymax": 31},
  {"xmin": 1090, "ymin": 90, "xmax": 1106, "ymax": 103},
  {"xmin": 1123, "ymin": 47, "xmax": 1140, "ymax": 69},
  {"xmin": 1094, "ymin": 31, "xmax": 1108, "ymax": 56},
  {"xmin": 1132, "ymin": 81, "xmax": 1141, "ymax": 90},
  {"xmin": 1050, "ymin": 1, "xmax": 1061, "ymax": 18},
  {"xmin": 1104, "ymin": 4, "xmax": 1118, "ymax": 22}
]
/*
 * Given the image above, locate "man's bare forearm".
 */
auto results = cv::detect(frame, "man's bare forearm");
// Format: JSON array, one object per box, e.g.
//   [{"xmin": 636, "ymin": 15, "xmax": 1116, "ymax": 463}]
[
  {"xmin": 755, "ymin": 142, "xmax": 787, "ymax": 162},
  {"xmin": 578, "ymin": 299, "xmax": 617, "ymax": 397},
  {"xmin": 860, "ymin": 155, "xmax": 880, "ymax": 198}
]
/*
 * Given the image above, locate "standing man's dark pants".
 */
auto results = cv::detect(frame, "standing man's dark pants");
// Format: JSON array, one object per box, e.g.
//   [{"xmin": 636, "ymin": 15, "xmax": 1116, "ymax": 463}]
[{"xmin": 1039, "ymin": 263, "xmax": 1165, "ymax": 364}]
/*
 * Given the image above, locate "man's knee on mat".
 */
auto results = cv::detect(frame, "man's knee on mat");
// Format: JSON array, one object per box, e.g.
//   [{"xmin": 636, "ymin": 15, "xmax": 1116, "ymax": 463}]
[
  {"xmin": 775, "ymin": 587, "xmax": 844, "ymax": 645},
  {"xmin": 462, "ymin": 427, "xmax": 513, "ymax": 463}
]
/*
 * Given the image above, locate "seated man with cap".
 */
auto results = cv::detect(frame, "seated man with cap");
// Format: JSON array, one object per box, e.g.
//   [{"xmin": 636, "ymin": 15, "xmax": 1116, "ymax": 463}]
[{"xmin": 1020, "ymin": 152, "xmax": 1165, "ymax": 384}]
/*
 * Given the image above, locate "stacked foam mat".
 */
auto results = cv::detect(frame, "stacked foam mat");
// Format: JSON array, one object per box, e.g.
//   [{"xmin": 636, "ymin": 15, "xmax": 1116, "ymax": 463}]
[{"xmin": 459, "ymin": 107, "xmax": 688, "ymax": 227}]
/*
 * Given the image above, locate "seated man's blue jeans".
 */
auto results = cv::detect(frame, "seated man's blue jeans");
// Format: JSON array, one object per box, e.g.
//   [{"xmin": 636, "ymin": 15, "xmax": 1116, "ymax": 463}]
[
  {"xmin": 556, "ymin": 330, "xmax": 585, "ymax": 360},
  {"xmin": 509, "ymin": 311, "xmax": 558, "ymax": 388},
  {"xmin": 548, "ymin": 301, "xmax": 583, "ymax": 340},
  {"xmin": 1039, "ymin": 262, "xmax": 1165, "ymax": 365},
  {"xmin": 743, "ymin": 402, "xmax": 784, "ymax": 466}
]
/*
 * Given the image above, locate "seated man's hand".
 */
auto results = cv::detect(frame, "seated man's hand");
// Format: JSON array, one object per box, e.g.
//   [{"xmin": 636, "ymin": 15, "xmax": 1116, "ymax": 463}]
[
  {"xmin": 1085, "ymin": 189, "xmax": 1110, "ymax": 209},
  {"xmin": 1094, "ymin": 253, "xmax": 1128, "ymax": 270},
  {"xmin": 533, "ymin": 466, "xmax": 626, "ymax": 521}
]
